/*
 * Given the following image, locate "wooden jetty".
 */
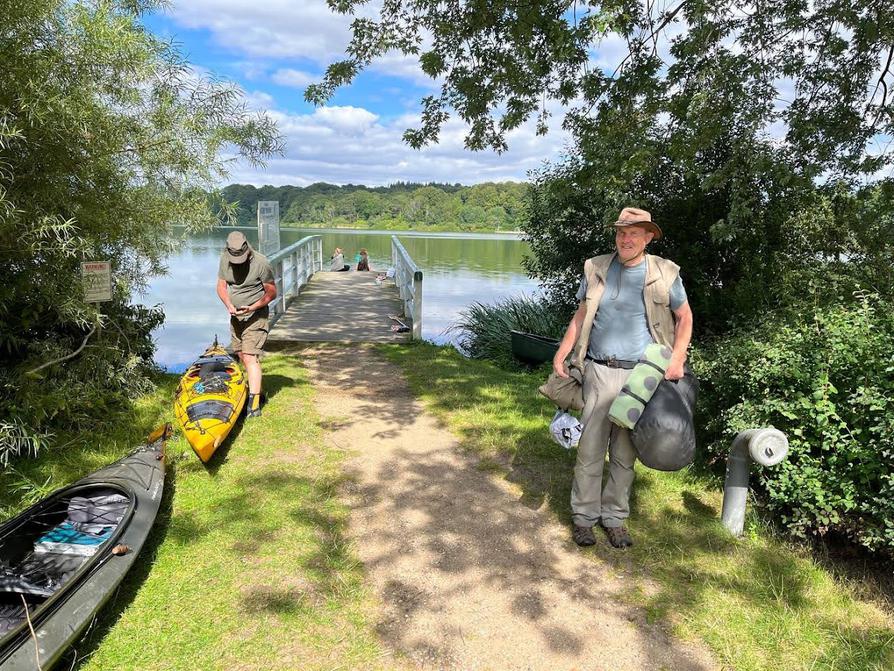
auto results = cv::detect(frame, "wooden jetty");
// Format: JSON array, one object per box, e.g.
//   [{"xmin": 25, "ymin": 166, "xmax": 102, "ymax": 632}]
[{"xmin": 265, "ymin": 235, "xmax": 423, "ymax": 344}]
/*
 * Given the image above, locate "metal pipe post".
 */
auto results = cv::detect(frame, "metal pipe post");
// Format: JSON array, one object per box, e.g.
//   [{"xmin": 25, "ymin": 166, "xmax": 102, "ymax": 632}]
[{"xmin": 720, "ymin": 428, "xmax": 789, "ymax": 536}]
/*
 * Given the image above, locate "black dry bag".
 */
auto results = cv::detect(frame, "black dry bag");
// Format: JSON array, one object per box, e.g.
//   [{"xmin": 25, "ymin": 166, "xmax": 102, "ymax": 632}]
[{"xmin": 630, "ymin": 371, "xmax": 698, "ymax": 471}]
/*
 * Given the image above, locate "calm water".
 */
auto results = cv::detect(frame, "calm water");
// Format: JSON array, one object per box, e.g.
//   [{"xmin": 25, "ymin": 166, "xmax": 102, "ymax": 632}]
[{"xmin": 138, "ymin": 228, "xmax": 539, "ymax": 371}]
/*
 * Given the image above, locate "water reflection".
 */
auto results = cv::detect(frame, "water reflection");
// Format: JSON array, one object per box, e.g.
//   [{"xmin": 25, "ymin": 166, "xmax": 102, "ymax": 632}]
[{"xmin": 138, "ymin": 228, "xmax": 540, "ymax": 370}]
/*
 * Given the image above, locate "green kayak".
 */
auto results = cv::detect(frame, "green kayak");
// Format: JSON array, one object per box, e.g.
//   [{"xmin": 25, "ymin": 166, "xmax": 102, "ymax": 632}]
[
  {"xmin": 510, "ymin": 330, "xmax": 560, "ymax": 365},
  {"xmin": 0, "ymin": 425, "xmax": 170, "ymax": 670}
]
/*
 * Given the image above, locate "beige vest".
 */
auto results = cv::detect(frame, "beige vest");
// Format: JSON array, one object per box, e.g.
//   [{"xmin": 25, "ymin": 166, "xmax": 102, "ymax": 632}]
[{"xmin": 573, "ymin": 253, "xmax": 680, "ymax": 369}]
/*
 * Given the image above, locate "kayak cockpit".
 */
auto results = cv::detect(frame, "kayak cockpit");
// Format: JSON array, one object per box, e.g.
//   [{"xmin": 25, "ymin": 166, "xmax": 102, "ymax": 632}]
[{"xmin": 0, "ymin": 485, "xmax": 133, "ymax": 640}]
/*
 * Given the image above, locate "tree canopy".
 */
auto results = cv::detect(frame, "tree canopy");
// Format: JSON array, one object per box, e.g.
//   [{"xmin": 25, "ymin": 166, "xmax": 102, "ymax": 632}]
[
  {"xmin": 312, "ymin": 0, "xmax": 892, "ymax": 178},
  {"xmin": 0, "ymin": 0, "xmax": 281, "ymax": 460},
  {"xmin": 314, "ymin": 0, "xmax": 894, "ymax": 330}
]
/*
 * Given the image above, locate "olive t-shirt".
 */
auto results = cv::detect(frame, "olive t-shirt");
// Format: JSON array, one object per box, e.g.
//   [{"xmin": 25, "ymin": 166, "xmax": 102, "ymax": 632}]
[{"xmin": 218, "ymin": 251, "xmax": 274, "ymax": 321}]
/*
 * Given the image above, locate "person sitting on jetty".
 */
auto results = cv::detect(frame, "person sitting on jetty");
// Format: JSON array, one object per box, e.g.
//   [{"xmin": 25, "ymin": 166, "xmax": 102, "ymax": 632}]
[
  {"xmin": 330, "ymin": 247, "xmax": 349, "ymax": 272},
  {"xmin": 356, "ymin": 248, "xmax": 371, "ymax": 271}
]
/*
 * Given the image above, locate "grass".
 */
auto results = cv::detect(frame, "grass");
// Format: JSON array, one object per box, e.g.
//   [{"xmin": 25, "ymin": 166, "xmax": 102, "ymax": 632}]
[
  {"xmin": 0, "ymin": 354, "xmax": 391, "ymax": 671},
  {"xmin": 381, "ymin": 342, "xmax": 894, "ymax": 671}
]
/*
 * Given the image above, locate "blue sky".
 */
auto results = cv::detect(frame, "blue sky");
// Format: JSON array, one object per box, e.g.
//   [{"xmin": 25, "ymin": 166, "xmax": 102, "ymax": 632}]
[{"xmin": 143, "ymin": 1, "xmax": 571, "ymax": 187}]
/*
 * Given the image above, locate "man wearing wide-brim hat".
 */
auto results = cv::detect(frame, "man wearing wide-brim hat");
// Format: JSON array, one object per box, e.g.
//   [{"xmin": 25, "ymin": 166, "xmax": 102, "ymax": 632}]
[
  {"xmin": 551, "ymin": 207, "xmax": 693, "ymax": 548},
  {"xmin": 216, "ymin": 230, "xmax": 277, "ymax": 418}
]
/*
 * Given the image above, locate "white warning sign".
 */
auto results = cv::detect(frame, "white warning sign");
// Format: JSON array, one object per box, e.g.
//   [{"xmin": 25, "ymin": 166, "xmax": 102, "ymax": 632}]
[{"xmin": 81, "ymin": 261, "xmax": 112, "ymax": 303}]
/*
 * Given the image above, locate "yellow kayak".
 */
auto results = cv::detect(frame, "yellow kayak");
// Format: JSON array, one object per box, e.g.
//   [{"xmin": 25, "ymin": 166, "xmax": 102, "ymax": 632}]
[{"xmin": 173, "ymin": 341, "xmax": 247, "ymax": 462}]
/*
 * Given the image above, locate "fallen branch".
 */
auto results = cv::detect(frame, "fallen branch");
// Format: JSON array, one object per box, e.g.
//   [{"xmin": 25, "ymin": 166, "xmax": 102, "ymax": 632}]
[{"xmin": 26, "ymin": 322, "xmax": 97, "ymax": 376}]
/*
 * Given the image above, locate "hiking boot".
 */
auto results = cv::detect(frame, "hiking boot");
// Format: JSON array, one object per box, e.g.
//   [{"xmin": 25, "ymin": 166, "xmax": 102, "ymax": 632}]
[
  {"xmin": 572, "ymin": 524, "xmax": 596, "ymax": 547},
  {"xmin": 601, "ymin": 524, "xmax": 633, "ymax": 548},
  {"xmin": 246, "ymin": 393, "xmax": 262, "ymax": 418}
]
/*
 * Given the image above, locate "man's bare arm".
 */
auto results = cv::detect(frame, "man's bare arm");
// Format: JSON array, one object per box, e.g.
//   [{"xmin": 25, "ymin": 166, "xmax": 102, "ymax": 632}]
[
  {"xmin": 665, "ymin": 301, "xmax": 693, "ymax": 380},
  {"xmin": 552, "ymin": 302, "xmax": 587, "ymax": 378},
  {"xmin": 216, "ymin": 278, "xmax": 237, "ymax": 315}
]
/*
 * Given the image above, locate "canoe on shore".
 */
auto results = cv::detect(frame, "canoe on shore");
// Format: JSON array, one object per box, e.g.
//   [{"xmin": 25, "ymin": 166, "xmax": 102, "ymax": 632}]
[
  {"xmin": 510, "ymin": 330, "xmax": 560, "ymax": 365},
  {"xmin": 0, "ymin": 425, "xmax": 169, "ymax": 670}
]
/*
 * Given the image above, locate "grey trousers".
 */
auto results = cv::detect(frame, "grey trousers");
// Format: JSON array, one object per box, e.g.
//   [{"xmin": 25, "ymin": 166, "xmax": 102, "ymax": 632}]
[{"xmin": 571, "ymin": 361, "xmax": 636, "ymax": 528}]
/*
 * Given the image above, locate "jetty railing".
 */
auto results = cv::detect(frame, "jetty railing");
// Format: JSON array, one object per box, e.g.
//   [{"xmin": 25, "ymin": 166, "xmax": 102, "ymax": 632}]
[
  {"xmin": 391, "ymin": 236, "xmax": 423, "ymax": 340},
  {"xmin": 267, "ymin": 235, "xmax": 323, "ymax": 328}
]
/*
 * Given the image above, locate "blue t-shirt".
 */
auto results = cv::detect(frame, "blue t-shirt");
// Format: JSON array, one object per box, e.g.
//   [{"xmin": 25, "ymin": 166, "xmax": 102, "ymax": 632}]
[{"xmin": 575, "ymin": 257, "xmax": 687, "ymax": 361}]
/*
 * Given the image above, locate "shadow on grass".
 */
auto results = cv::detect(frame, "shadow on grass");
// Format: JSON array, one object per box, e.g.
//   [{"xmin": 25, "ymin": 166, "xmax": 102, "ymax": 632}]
[
  {"xmin": 382, "ymin": 342, "xmax": 894, "ymax": 671},
  {"xmin": 159, "ymin": 464, "xmax": 358, "ymax": 619},
  {"xmin": 197, "ymin": 370, "xmax": 303, "ymax": 476}
]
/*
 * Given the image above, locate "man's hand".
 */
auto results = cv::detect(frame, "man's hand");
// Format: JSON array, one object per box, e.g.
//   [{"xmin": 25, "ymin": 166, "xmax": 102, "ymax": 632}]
[
  {"xmin": 226, "ymin": 304, "xmax": 238, "ymax": 316},
  {"xmin": 665, "ymin": 360, "xmax": 685, "ymax": 381},
  {"xmin": 553, "ymin": 355, "xmax": 569, "ymax": 378},
  {"xmin": 235, "ymin": 305, "xmax": 252, "ymax": 316}
]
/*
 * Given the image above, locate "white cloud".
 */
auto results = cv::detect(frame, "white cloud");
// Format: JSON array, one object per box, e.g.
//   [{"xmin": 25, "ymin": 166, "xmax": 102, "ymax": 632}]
[
  {"xmin": 244, "ymin": 89, "xmax": 276, "ymax": 112},
  {"xmin": 163, "ymin": 0, "xmax": 443, "ymax": 88},
  {"xmin": 310, "ymin": 105, "xmax": 379, "ymax": 133},
  {"xmin": 368, "ymin": 50, "xmax": 441, "ymax": 90},
  {"xmin": 166, "ymin": 0, "xmax": 353, "ymax": 62},
  {"xmin": 225, "ymin": 104, "xmax": 570, "ymax": 186},
  {"xmin": 271, "ymin": 68, "xmax": 317, "ymax": 89}
]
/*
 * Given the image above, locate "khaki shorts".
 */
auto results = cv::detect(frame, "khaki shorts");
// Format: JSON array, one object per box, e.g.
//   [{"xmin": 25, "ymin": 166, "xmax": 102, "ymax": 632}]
[{"xmin": 230, "ymin": 313, "xmax": 269, "ymax": 356}]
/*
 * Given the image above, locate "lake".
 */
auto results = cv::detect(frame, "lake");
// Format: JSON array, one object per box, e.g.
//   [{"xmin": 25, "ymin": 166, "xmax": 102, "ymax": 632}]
[{"xmin": 139, "ymin": 227, "xmax": 540, "ymax": 370}]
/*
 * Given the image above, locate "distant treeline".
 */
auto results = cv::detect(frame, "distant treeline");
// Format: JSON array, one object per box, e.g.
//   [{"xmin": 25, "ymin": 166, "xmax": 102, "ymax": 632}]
[{"xmin": 221, "ymin": 182, "xmax": 528, "ymax": 231}]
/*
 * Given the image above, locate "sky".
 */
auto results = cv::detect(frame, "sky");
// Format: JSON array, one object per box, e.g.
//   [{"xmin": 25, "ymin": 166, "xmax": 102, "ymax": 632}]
[{"xmin": 143, "ymin": 1, "xmax": 573, "ymax": 187}]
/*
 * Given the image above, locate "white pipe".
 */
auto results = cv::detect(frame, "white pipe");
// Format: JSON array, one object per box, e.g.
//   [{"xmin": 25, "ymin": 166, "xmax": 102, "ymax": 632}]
[{"xmin": 721, "ymin": 428, "xmax": 789, "ymax": 536}]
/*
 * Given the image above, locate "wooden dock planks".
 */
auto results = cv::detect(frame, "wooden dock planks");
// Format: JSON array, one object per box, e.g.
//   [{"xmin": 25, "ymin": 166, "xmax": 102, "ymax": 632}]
[{"xmin": 267, "ymin": 271, "xmax": 410, "ymax": 343}]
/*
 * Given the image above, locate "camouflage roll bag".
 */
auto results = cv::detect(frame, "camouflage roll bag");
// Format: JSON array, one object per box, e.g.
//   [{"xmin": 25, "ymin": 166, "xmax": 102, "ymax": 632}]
[{"xmin": 608, "ymin": 343, "xmax": 673, "ymax": 429}]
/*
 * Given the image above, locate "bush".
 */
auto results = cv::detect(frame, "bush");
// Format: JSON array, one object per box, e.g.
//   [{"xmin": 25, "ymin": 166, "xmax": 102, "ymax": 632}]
[
  {"xmin": 452, "ymin": 295, "xmax": 567, "ymax": 367},
  {"xmin": 693, "ymin": 293, "xmax": 894, "ymax": 556},
  {"xmin": 0, "ymin": 301, "xmax": 164, "ymax": 463}
]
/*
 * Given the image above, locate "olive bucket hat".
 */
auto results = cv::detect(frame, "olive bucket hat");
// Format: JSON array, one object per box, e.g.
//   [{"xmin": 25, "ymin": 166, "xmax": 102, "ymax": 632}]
[{"xmin": 225, "ymin": 231, "xmax": 252, "ymax": 264}]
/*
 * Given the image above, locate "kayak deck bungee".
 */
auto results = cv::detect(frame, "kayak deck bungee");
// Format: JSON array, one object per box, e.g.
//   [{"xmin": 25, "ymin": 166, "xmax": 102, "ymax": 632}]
[
  {"xmin": 173, "ymin": 341, "xmax": 248, "ymax": 462},
  {"xmin": 0, "ymin": 424, "xmax": 170, "ymax": 670}
]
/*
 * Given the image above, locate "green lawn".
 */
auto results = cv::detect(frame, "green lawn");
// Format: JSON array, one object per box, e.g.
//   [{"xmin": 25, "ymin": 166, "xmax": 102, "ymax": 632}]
[
  {"xmin": 382, "ymin": 342, "xmax": 894, "ymax": 671},
  {"xmin": 1, "ymin": 354, "xmax": 390, "ymax": 671},
  {"xmin": 3, "ymin": 345, "xmax": 892, "ymax": 670}
]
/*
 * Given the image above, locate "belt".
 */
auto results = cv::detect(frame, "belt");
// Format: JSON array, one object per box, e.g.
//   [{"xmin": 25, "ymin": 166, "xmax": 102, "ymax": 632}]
[{"xmin": 588, "ymin": 357, "xmax": 637, "ymax": 370}]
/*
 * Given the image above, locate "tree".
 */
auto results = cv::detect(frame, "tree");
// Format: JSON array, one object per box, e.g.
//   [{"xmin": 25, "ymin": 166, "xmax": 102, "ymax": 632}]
[
  {"xmin": 0, "ymin": 0, "xmax": 282, "ymax": 462},
  {"xmin": 313, "ymin": 0, "xmax": 894, "ymax": 328}
]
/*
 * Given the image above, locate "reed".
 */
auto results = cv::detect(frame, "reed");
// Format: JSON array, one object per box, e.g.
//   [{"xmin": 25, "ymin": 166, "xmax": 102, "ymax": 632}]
[{"xmin": 453, "ymin": 294, "xmax": 565, "ymax": 366}]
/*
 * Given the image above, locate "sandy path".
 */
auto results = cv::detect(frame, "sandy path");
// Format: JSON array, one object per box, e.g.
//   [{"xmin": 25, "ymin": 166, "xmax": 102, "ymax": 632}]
[{"xmin": 302, "ymin": 344, "xmax": 717, "ymax": 671}]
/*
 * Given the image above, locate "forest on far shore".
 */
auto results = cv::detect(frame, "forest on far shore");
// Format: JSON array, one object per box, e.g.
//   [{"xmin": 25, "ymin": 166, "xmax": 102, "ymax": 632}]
[{"xmin": 221, "ymin": 181, "xmax": 528, "ymax": 232}]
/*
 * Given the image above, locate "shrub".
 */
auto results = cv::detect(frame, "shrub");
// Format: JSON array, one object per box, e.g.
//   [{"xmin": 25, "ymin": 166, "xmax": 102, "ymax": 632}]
[
  {"xmin": 693, "ymin": 293, "xmax": 894, "ymax": 556},
  {"xmin": 452, "ymin": 295, "xmax": 566, "ymax": 367}
]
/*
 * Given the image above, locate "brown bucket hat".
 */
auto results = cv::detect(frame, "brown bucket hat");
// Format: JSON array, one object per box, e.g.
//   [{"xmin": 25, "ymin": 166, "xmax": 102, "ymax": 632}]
[
  {"xmin": 611, "ymin": 207, "xmax": 662, "ymax": 240},
  {"xmin": 225, "ymin": 231, "xmax": 252, "ymax": 264}
]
